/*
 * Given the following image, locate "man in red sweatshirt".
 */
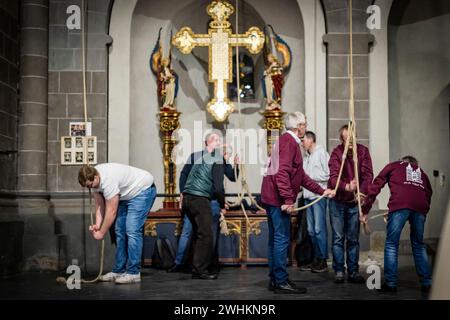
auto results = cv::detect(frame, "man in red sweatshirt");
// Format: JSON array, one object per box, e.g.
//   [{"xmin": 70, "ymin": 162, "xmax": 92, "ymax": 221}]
[
  {"xmin": 261, "ymin": 112, "xmax": 334, "ymax": 294},
  {"xmin": 362, "ymin": 156, "xmax": 433, "ymax": 293},
  {"xmin": 328, "ymin": 125, "xmax": 373, "ymax": 284}
]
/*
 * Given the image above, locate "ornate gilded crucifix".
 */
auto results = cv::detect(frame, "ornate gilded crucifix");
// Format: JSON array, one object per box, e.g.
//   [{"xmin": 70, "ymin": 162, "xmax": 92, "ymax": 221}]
[{"xmin": 172, "ymin": 0, "xmax": 265, "ymax": 122}]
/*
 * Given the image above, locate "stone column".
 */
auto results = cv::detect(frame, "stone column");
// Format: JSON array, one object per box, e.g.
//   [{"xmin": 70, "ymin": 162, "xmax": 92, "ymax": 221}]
[{"xmin": 18, "ymin": 0, "xmax": 49, "ymax": 192}]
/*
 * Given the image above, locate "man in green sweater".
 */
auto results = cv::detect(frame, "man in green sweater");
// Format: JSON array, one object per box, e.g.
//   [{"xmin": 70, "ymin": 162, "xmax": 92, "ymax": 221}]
[{"xmin": 181, "ymin": 131, "xmax": 227, "ymax": 280}]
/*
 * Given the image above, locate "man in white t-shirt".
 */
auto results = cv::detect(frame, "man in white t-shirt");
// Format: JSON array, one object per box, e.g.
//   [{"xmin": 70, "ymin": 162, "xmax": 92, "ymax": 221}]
[{"xmin": 78, "ymin": 163, "xmax": 157, "ymax": 284}]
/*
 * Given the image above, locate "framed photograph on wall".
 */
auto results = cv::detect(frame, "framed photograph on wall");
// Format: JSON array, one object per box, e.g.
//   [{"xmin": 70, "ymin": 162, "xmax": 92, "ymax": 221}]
[
  {"xmin": 69, "ymin": 122, "xmax": 92, "ymax": 137},
  {"xmin": 61, "ymin": 136, "xmax": 98, "ymax": 165}
]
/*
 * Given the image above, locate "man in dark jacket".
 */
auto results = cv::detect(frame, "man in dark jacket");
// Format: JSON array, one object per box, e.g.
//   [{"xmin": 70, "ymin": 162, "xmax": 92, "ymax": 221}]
[
  {"xmin": 181, "ymin": 131, "xmax": 227, "ymax": 280},
  {"xmin": 362, "ymin": 156, "xmax": 433, "ymax": 293},
  {"xmin": 170, "ymin": 139, "xmax": 239, "ymax": 274},
  {"xmin": 328, "ymin": 124, "xmax": 373, "ymax": 284},
  {"xmin": 261, "ymin": 112, "xmax": 334, "ymax": 294}
]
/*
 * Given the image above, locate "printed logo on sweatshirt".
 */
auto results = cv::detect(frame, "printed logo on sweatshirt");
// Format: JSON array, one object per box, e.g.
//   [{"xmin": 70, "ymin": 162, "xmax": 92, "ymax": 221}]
[
  {"xmin": 404, "ymin": 164, "xmax": 424, "ymax": 189},
  {"xmin": 406, "ymin": 164, "xmax": 423, "ymax": 184}
]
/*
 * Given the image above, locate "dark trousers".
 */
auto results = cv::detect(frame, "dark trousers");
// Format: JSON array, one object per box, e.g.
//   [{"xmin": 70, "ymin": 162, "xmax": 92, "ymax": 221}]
[{"xmin": 182, "ymin": 194, "xmax": 214, "ymax": 275}]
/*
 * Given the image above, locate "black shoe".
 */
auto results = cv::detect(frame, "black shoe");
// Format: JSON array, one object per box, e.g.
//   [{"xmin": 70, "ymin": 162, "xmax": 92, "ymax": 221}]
[
  {"xmin": 421, "ymin": 285, "xmax": 431, "ymax": 294},
  {"xmin": 268, "ymin": 279, "xmax": 276, "ymax": 291},
  {"xmin": 311, "ymin": 259, "xmax": 328, "ymax": 273},
  {"xmin": 167, "ymin": 264, "xmax": 183, "ymax": 273},
  {"xmin": 274, "ymin": 282, "xmax": 307, "ymax": 294},
  {"xmin": 269, "ymin": 279, "xmax": 295, "ymax": 291},
  {"xmin": 192, "ymin": 273, "xmax": 218, "ymax": 280},
  {"xmin": 348, "ymin": 272, "xmax": 365, "ymax": 284},
  {"xmin": 377, "ymin": 283, "xmax": 397, "ymax": 294}
]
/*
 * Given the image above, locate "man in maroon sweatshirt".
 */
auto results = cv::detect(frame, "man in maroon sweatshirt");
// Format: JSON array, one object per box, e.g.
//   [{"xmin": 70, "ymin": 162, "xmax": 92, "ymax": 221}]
[
  {"xmin": 328, "ymin": 124, "xmax": 373, "ymax": 284},
  {"xmin": 362, "ymin": 156, "xmax": 433, "ymax": 293},
  {"xmin": 261, "ymin": 112, "xmax": 334, "ymax": 294}
]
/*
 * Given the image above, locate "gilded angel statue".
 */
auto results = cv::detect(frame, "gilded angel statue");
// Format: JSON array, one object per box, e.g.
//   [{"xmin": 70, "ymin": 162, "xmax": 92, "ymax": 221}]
[
  {"xmin": 150, "ymin": 28, "xmax": 179, "ymax": 111},
  {"xmin": 262, "ymin": 25, "xmax": 292, "ymax": 111}
]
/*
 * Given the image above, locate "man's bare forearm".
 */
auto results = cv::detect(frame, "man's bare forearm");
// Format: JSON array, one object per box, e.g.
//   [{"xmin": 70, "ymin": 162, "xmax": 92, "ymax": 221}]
[
  {"xmin": 99, "ymin": 195, "xmax": 119, "ymax": 234},
  {"xmin": 94, "ymin": 192, "xmax": 105, "ymax": 227}
]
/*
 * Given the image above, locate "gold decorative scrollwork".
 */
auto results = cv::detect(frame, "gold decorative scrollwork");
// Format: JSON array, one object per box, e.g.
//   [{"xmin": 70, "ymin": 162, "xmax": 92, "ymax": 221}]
[
  {"xmin": 160, "ymin": 118, "xmax": 180, "ymax": 132},
  {"xmin": 144, "ymin": 221, "xmax": 157, "ymax": 237},
  {"xmin": 248, "ymin": 220, "xmax": 262, "ymax": 236},
  {"xmin": 225, "ymin": 221, "xmax": 241, "ymax": 235}
]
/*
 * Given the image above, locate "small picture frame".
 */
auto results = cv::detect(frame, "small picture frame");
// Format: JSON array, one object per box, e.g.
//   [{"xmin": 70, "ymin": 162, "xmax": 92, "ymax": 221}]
[
  {"xmin": 75, "ymin": 137, "xmax": 83, "ymax": 148},
  {"xmin": 69, "ymin": 122, "xmax": 92, "ymax": 137},
  {"xmin": 64, "ymin": 152, "xmax": 72, "ymax": 163},
  {"xmin": 87, "ymin": 138, "xmax": 95, "ymax": 148},
  {"xmin": 64, "ymin": 138, "xmax": 72, "ymax": 149},
  {"xmin": 61, "ymin": 136, "xmax": 98, "ymax": 165},
  {"xmin": 75, "ymin": 152, "xmax": 84, "ymax": 163}
]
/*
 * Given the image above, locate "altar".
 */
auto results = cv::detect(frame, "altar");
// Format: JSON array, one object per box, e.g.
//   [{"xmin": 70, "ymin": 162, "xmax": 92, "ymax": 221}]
[{"xmin": 143, "ymin": 207, "xmax": 300, "ymax": 267}]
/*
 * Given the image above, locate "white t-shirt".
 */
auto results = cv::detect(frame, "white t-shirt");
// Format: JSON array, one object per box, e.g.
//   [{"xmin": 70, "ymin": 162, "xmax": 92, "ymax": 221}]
[{"xmin": 94, "ymin": 163, "xmax": 154, "ymax": 200}]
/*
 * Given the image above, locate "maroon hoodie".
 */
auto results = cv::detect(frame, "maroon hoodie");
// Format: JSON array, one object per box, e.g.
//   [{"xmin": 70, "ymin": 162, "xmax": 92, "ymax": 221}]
[
  {"xmin": 328, "ymin": 143, "xmax": 374, "ymax": 204},
  {"xmin": 362, "ymin": 161, "xmax": 433, "ymax": 215},
  {"xmin": 261, "ymin": 132, "xmax": 325, "ymax": 207}
]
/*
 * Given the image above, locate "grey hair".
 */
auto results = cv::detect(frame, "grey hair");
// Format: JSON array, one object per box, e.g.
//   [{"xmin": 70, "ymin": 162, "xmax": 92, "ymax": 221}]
[
  {"xmin": 204, "ymin": 129, "xmax": 223, "ymax": 145},
  {"xmin": 284, "ymin": 112, "xmax": 306, "ymax": 130}
]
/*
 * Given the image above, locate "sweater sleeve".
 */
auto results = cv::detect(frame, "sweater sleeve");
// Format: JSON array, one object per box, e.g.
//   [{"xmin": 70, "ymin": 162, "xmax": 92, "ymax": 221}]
[
  {"xmin": 422, "ymin": 171, "xmax": 433, "ymax": 208},
  {"xmin": 212, "ymin": 163, "xmax": 226, "ymax": 209},
  {"xmin": 224, "ymin": 162, "xmax": 239, "ymax": 182},
  {"xmin": 274, "ymin": 139, "xmax": 296, "ymax": 205},
  {"xmin": 328, "ymin": 148, "xmax": 347, "ymax": 192},
  {"xmin": 179, "ymin": 153, "xmax": 195, "ymax": 193},
  {"xmin": 360, "ymin": 147, "xmax": 374, "ymax": 195},
  {"xmin": 362, "ymin": 163, "xmax": 392, "ymax": 214}
]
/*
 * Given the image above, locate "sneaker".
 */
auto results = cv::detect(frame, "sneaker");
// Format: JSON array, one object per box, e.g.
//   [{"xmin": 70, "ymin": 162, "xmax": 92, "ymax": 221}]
[
  {"xmin": 114, "ymin": 273, "xmax": 141, "ymax": 284},
  {"xmin": 98, "ymin": 272, "xmax": 125, "ymax": 282},
  {"xmin": 334, "ymin": 271, "xmax": 345, "ymax": 283},
  {"xmin": 348, "ymin": 272, "xmax": 365, "ymax": 284},
  {"xmin": 274, "ymin": 282, "xmax": 307, "ymax": 294},
  {"xmin": 299, "ymin": 263, "xmax": 312, "ymax": 271},
  {"xmin": 311, "ymin": 259, "xmax": 328, "ymax": 273}
]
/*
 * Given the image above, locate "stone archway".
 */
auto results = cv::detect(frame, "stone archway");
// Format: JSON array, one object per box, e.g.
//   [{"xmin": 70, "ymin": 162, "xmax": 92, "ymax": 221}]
[
  {"xmin": 107, "ymin": 0, "xmax": 327, "ymax": 159},
  {"xmin": 107, "ymin": 0, "xmax": 327, "ymax": 204}
]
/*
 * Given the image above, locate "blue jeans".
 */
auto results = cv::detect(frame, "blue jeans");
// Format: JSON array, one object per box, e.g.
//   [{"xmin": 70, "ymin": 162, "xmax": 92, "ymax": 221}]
[
  {"xmin": 329, "ymin": 200, "xmax": 360, "ymax": 274},
  {"xmin": 385, "ymin": 209, "xmax": 432, "ymax": 287},
  {"xmin": 265, "ymin": 205, "xmax": 291, "ymax": 285},
  {"xmin": 305, "ymin": 198, "xmax": 328, "ymax": 260},
  {"xmin": 112, "ymin": 185, "xmax": 157, "ymax": 275},
  {"xmin": 174, "ymin": 200, "xmax": 221, "ymax": 265}
]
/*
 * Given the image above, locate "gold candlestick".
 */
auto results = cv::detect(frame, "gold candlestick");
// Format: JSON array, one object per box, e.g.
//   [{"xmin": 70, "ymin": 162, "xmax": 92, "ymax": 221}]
[
  {"xmin": 159, "ymin": 109, "xmax": 181, "ymax": 209},
  {"xmin": 263, "ymin": 109, "xmax": 285, "ymax": 156}
]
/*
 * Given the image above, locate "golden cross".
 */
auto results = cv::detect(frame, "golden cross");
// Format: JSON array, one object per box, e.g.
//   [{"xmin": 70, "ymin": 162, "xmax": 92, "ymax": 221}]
[{"xmin": 172, "ymin": 0, "xmax": 265, "ymax": 122}]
